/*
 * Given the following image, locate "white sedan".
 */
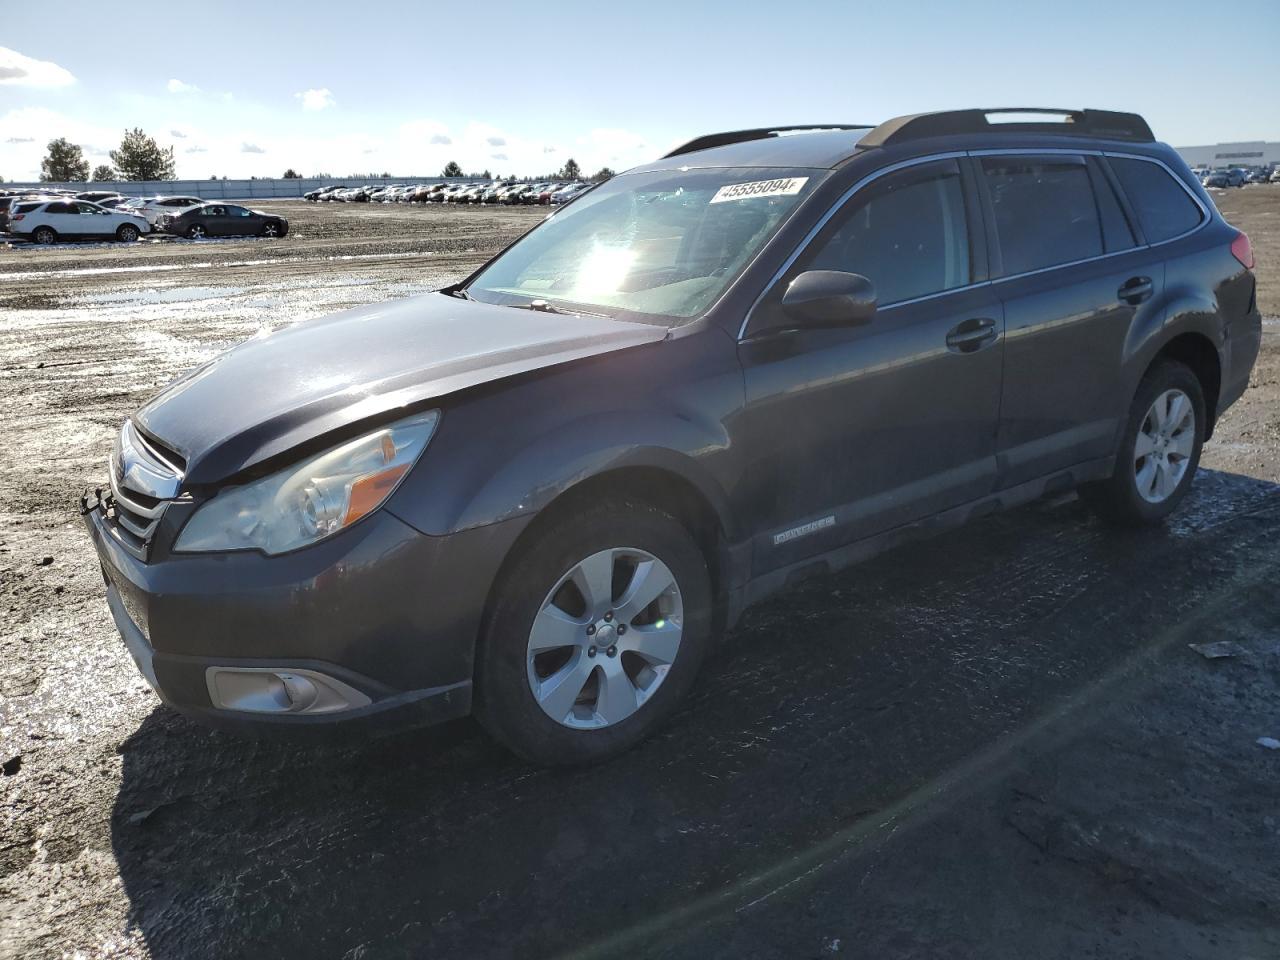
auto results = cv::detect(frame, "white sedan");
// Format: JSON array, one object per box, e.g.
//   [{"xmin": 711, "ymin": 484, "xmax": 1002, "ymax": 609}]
[
  {"xmin": 9, "ymin": 199, "xmax": 152, "ymax": 244},
  {"xmin": 135, "ymin": 195, "xmax": 204, "ymax": 226}
]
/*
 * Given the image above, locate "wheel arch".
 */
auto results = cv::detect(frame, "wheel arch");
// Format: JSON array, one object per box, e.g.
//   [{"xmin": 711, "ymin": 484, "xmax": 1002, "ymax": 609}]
[
  {"xmin": 483, "ymin": 461, "xmax": 734, "ymax": 648},
  {"xmin": 1148, "ymin": 331, "xmax": 1223, "ymax": 438}
]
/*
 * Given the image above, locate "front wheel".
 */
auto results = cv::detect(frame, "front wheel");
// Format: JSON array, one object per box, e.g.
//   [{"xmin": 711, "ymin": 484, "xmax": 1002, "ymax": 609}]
[
  {"xmin": 1080, "ymin": 359, "xmax": 1205, "ymax": 525},
  {"xmin": 476, "ymin": 501, "xmax": 713, "ymax": 765},
  {"xmin": 260, "ymin": 220, "xmax": 283, "ymax": 238},
  {"xmin": 116, "ymin": 224, "xmax": 139, "ymax": 243}
]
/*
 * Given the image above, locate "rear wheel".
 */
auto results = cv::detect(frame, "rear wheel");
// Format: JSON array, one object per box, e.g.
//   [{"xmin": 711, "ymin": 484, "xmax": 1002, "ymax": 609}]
[
  {"xmin": 476, "ymin": 500, "xmax": 713, "ymax": 765},
  {"xmin": 1080, "ymin": 360, "xmax": 1205, "ymax": 525},
  {"xmin": 33, "ymin": 226, "xmax": 56, "ymax": 245},
  {"xmin": 186, "ymin": 223, "xmax": 206, "ymax": 240},
  {"xmin": 115, "ymin": 223, "xmax": 139, "ymax": 243}
]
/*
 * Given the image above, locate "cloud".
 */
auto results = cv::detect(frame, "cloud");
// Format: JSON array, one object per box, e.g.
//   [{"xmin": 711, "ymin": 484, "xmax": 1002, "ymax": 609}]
[
  {"xmin": 487, "ymin": 136, "xmax": 506, "ymax": 147},
  {"xmin": 491, "ymin": 153, "xmax": 508, "ymax": 161},
  {"xmin": 430, "ymin": 134, "xmax": 452, "ymax": 145},
  {"xmin": 6, "ymin": 136, "xmax": 34, "ymax": 143},
  {"xmin": 295, "ymin": 88, "xmax": 335, "ymax": 111},
  {"xmin": 170, "ymin": 129, "xmax": 187, "ymax": 138},
  {"xmin": 241, "ymin": 142, "xmax": 265, "ymax": 154},
  {"xmin": 167, "ymin": 78, "xmax": 199, "ymax": 94},
  {"xmin": 542, "ymin": 145, "xmax": 558, "ymax": 153},
  {"xmin": 185, "ymin": 145, "xmax": 207, "ymax": 154},
  {"xmin": 0, "ymin": 47, "xmax": 76, "ymax": 87}
]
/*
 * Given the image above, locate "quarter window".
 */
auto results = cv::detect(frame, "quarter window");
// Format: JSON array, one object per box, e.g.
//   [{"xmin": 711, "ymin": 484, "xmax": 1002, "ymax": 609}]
[
  {"xmin": 982, "ymin": 158, "xmax": 1103, "ymax": 275},
  {"xmin": 803, "ymin": 160, "xmax": 971, "ymax": 305},
  {"xmin": 1108, "ymin": 157, "xmax": 1204, "ymax": 244}
]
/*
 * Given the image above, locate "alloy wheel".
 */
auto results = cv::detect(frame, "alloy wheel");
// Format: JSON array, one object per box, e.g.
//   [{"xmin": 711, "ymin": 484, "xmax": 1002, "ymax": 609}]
[
  {"xmin": 1134, "ymin": 388, "xmax": 1195, "ymax": 503},
  {"xmin": 188, "ymin": 225, "xmax": 205, "ymax": 239},
  {"xmin": 526, "ymin": 547, "xmax": 684, "ymax": 730},
  {"xmin": 263, "ymin": 222, "xmax": 279, "ymax": 237}
]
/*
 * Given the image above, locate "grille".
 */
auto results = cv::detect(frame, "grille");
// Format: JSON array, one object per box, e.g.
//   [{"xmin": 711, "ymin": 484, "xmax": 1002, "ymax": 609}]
[{"xmin": 104, "ymin": 420, "xmax": 184, "ymax": 562}]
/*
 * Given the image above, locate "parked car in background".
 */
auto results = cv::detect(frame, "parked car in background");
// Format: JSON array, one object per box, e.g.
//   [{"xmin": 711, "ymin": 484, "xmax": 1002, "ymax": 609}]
[
  {"xmin": 531, "ymin": 183, "xmax": 567, "ymax": 204},
  {"xmin": 96, "ymin": 196, "xmax": 135, "ymax": 209},
  {"xmin": 9, "ymin": 198, "xmax": 150, "ymax": 243},
  {"xmin": 1270, "ymin": 168, "xmax": 1280, "ymax": 183},
  {"xmin": 501, "ymin": 184, "xmax": 534, "ymax": 204},
  {"xmin": 164, "ymin": 203, "xmax": 289, "ymax": 239},
  {"xmin": 76, "ymin": 191, "xmax": 125, "ymax": 204},
  {"xmin": 136, "ymin": 196, "xmax": 204, "ymax": 226},
  {"xmin": 1245, "ymin": 170, "xmax": 1268, "ymax": 184},
  {"xmin": 550, "ymin": 182, "xmax": 591, "ymax": 204},
  {"xmin": 1202, "ymin": 171, "xmax": 1231, "ymax": 188}
]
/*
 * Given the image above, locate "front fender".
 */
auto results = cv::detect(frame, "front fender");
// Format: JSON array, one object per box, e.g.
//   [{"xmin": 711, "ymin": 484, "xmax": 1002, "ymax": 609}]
[
  {"xmin": 452, "ymin": 411, "xmax": 735, "ymax": 536},
  {"xmin": 386, "ymin": 328, "xmax": 746, "ymax": 540}
]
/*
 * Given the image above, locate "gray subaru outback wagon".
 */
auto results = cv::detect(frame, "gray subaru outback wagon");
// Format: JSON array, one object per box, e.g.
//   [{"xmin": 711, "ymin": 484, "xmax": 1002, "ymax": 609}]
[{"xmin": 83, "ymin": 108, "xmax": 1261, "ymax": 764}]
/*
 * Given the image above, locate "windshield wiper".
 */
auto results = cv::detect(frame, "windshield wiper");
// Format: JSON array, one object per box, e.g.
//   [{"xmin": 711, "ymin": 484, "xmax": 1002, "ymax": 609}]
[{"xmin": 508, "ymin": 299, "xmax": 611, "ymax": 320}]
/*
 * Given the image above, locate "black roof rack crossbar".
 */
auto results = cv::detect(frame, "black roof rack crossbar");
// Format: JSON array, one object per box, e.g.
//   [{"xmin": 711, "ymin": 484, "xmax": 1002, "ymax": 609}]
[
  {"xmin": 858, "ymin": 108, "xmax": 1154, "ymax": 148},
  {"xmin": 663, "ymin": 124, "xmax": 874, "ymax": 159}
]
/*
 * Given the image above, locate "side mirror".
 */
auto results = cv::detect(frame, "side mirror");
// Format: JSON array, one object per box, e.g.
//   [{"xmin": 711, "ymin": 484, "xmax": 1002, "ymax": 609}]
[{"xmin": 779, "ymin": 270, "xmax": 877, "ymax": 329}]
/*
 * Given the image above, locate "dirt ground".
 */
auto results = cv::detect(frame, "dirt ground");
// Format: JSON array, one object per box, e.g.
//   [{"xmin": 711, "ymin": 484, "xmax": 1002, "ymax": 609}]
[{"xmin": 1, "ymin": 192, "xmax": 1278, "ymax": 960}]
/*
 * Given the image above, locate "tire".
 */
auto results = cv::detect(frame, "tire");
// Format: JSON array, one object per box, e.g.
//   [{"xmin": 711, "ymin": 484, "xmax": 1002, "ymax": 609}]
[
  {"xmin": 260, "ymin": 219, "xmax": 285, "ymax": 238},
  {"xmin": 33, "ymin": 226, "xmax": 56, "ymax": 245},
  {"xmin": 476, "ymin": 500, "xmax": 713, "ymax": 765},
  {"xmin": 115, "ymin": 224, "xmax": 139, "ymax": 243},
  {"xmin": 1080, "ymin": 359, "xmax": 1205, "ymax": 526},
  {"xmin": 186, "ymin": 223, "xmax": 206, "ymax": 240}
]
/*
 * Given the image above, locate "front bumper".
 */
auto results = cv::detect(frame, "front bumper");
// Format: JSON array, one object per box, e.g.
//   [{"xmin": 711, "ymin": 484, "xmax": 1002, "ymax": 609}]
[{"xmin": 83, "ymin": 496, "xmax": 529, "ymax": 734}]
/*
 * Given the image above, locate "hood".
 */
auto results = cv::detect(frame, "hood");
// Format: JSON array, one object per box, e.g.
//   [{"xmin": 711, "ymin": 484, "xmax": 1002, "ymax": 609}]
[{"xmin": 136, "ymin": 293, "xmax": 667, "ymax": 484}]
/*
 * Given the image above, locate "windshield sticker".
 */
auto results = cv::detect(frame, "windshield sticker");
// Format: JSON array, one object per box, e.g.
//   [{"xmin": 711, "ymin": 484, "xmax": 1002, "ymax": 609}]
[{"xmin": 710, "ymin": 177, "xmax": 808, "ymax": 204}]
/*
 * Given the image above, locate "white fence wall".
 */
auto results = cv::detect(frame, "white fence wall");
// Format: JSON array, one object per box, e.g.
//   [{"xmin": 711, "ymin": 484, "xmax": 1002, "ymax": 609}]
[{"xmin": 1, "ymin": 177, "xmax": 481, "ymax": 200}]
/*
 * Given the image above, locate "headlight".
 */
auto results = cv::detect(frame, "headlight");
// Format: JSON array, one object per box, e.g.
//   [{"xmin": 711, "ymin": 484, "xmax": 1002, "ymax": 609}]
[{"xmin": 174, "ymin": 410, "xmax": 439, "ymax": 555}]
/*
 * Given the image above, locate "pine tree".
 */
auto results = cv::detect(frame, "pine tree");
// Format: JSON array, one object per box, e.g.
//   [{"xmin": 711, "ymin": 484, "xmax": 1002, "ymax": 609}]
[
  {"xmin": 109, "ymin": 128, "xmax": 177, "ymax": 181},
  {"xmin": 40, "ymin": 138, "xmax": 90, "ymax": 182}
]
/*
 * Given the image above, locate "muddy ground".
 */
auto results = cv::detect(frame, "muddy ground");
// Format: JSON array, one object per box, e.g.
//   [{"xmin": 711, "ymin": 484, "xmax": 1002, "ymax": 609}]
[{"xmin": 1, "ymin": 193, "xmax": 1278, "ymax": 960}]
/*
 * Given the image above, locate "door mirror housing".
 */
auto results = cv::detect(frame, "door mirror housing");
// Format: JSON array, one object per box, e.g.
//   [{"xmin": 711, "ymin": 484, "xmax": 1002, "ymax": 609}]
[{"xmin": 778, "ymin": 270, "xmax": 877, "ymax": 330}]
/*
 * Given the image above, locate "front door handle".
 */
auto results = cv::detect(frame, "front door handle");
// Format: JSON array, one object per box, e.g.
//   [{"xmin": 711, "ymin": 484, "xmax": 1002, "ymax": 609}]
[
  {"xmin": 1118, "ymin": 276, "xmax": 1153, "ymax": 305},
  {"xmin": 945, "ymin": 317, "xmax": 997, "ymax": 353}
]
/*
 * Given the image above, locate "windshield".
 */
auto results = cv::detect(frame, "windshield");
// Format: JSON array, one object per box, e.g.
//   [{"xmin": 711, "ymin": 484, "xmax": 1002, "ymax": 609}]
[{"xmin": 465, "ymin": 166, "xmax": 821, "ymax": 323}]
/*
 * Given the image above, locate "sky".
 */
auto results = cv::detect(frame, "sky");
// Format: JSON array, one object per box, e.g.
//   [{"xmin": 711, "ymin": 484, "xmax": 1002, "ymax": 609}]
[{"xmin": 1, "ymin": 0, "xmax": 1277, "ymax": 183}]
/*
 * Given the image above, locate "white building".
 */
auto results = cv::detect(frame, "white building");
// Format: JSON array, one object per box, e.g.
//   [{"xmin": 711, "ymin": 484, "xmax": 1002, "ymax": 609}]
[{"xmin": 1175, "ymin": 141, "xmax": 1280, "ymax": 170}]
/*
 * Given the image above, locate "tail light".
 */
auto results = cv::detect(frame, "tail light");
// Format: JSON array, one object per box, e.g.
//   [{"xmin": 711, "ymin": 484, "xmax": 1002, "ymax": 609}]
[
  {"xmin": 12, "ymin": 214, "xmax": 23, "ymax": 221},
  {"xmin": 1230, "ymin": 231, "xmax": 1254, "ymax": 269}
]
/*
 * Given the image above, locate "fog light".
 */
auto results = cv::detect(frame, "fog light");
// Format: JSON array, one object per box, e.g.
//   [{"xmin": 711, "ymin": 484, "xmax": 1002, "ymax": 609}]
[{"xmin": 205, "ymin": 667, "xmax": 372, "ymax": 715}]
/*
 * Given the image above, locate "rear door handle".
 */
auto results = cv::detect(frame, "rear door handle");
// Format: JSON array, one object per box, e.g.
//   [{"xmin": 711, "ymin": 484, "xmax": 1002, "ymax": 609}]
[
  {"xmin": 945, "ymin": 317, "xmax": 997, "ymax": 353},
  {"xmin": 1118, "ymin": 276, "xmax": 1153, "ymax": 304}
]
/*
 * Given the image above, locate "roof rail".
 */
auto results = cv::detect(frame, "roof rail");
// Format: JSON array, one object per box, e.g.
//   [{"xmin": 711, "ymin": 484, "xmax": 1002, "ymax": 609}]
[
  {"xmin": 663, "ymin": 125, "xmax": 873, "ymax": 159},
  {"xmin": 858, "ymin": 108, "xmax": 1154, "ymax": 148}
]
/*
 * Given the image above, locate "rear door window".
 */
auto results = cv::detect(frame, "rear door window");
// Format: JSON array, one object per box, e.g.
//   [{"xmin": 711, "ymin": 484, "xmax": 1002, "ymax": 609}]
[
  {"xmin": 981, "ymin": 157, "xmax": 1103, "ymax": 276},
  {"xmin": 1107, "ymin": 157, "xmax": 1204, "ymax": 244}
]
